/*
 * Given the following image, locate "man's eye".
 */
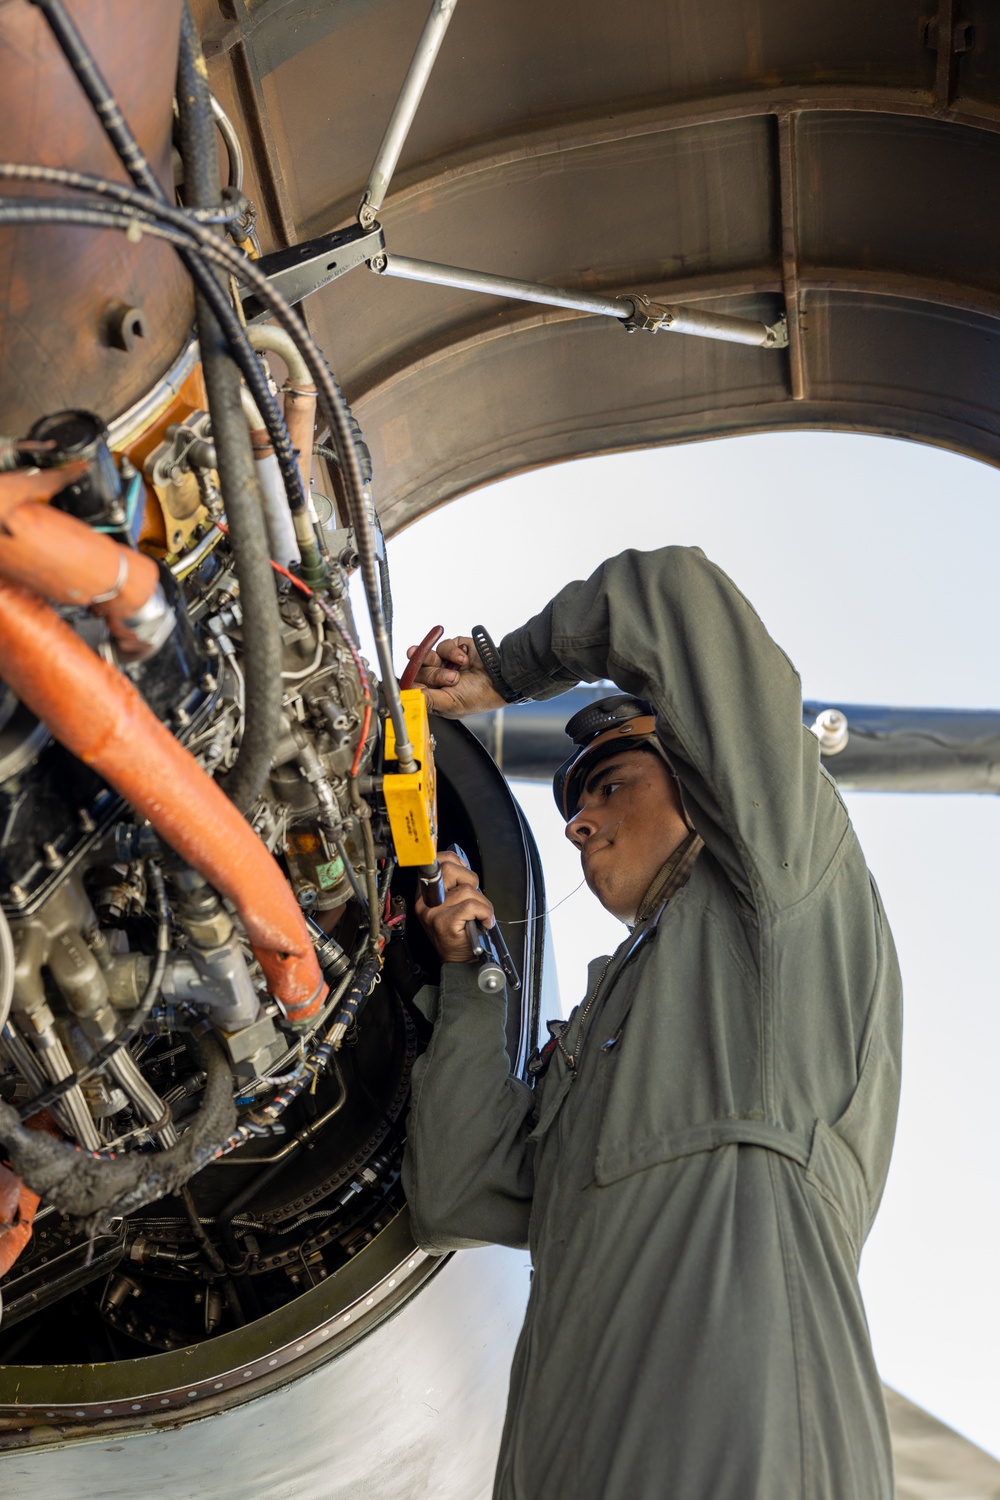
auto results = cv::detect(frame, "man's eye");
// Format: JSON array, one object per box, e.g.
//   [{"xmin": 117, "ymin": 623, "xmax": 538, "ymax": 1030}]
[{"xmin": 602, "ymin": 781, "xmax": 620, "ymax": 798}]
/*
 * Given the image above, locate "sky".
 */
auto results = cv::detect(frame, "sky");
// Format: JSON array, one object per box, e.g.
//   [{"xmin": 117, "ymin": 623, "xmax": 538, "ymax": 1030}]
[{"xmin": 352, "ymin": 430, "xmax": 1000, "ymax": 1459}]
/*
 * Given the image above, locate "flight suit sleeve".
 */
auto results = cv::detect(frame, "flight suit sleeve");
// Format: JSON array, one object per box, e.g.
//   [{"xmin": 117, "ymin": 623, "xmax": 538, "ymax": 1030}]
[
  {"xmin": 499, "ymin": 545, "xmax": 846, "ymax": 914},
  {"xmin": 402, "ymin": 961, "xmax": 536, "ymax": 1254}
]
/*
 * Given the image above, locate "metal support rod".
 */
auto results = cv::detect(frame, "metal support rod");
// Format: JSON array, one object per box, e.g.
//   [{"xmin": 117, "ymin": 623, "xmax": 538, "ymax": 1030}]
[
  {"xmin": 374, "ymin": 254, "xmax": 786, "ymax": 347},
  {"xmin": 358, "ymin": 0, "xmax": 459, "ymax": 225},
  {"xmin": 376, "ymin": 252, "xmax": 631, "ymax": 317}
]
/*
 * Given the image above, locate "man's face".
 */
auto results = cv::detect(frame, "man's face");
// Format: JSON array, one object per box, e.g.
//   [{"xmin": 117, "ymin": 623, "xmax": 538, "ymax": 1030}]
[{"xmin": 565, "ymin": 747, "xmax": 690, "ymax": 923}]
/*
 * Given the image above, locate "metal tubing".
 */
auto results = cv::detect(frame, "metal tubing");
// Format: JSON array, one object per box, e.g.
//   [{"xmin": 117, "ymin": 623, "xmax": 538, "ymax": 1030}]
[
  {"xmin": 377, "ymin": 253, "xmax": 630, "ymax": 318},
  {"xmin": 359, "ymin": 0, "xmax": 459, "ymax": 223},
  {"xmin": 0, "ymin": 581, "xmax": 325, "ymax": 1024},
  {"xmin": 639, "ymin": 303, "xmax": 785, "ymax": 347},
  {"xmin": 106, "ymin": 1051, "xmax": 178, "ymax": 1149},
  {"xmin": 377, "ymin": 257, "xmax": 785, "ymax": 346},
  {"xmin": 247, "ymin": 325, "xmax": 318, "ymax": 500}
]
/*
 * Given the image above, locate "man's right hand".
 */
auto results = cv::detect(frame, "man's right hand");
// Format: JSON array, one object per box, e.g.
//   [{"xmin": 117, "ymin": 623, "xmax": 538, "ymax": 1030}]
[
  {"xmin": 405, "ymin": 634, "xmax": 506, "ymax": 718},
  {"xmin": 415, "ymin": 850, "xmax": 496, "ymax": 964}
]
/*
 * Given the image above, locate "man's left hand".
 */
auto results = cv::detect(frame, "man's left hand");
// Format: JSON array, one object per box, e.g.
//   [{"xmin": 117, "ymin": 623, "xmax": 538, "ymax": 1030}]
[{"xmin": 415, "ymin": 849, "xmax": 496, "ymax": 965}]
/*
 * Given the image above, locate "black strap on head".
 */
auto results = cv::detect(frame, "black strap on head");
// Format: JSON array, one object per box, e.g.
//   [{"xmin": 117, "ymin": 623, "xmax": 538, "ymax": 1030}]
[
  {"xmin": 564, "ymin": 694, "xmax": 654, "ymax": 747},
  {"xmin": 554, "ymin": 695, "xmax": 659, "ymax": 817}
]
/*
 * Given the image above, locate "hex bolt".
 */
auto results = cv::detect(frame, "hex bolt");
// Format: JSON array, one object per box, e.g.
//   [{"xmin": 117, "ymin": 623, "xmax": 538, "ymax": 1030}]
[
  {"xmin": 106, "ymin": 303, "xmax": 149, "ymax": 353},
  {"xmin": 42, "ymin": 841, "xmax": 64, "ymax": 870}
]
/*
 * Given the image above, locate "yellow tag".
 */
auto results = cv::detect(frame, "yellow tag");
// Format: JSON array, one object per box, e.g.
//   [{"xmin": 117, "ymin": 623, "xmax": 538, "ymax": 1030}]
[{"xmin": 383, "ymin": 689, "xmax": 438, "ymax": 866}]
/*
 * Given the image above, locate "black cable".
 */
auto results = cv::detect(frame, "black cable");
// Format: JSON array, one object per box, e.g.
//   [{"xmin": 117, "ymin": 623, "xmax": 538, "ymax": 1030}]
[
  {"xmin": 180, "ymin": 1184, "xmax": 227, "ymax": 1274},
  {"xmin": 313, "ymin": 442, "xmax": 341, "ymax": 471},
  {"xmin": 0, "ymin": 163, "xmax": 239, "ymax": 219},
  {"xmin": 375, "ymin": 510, "xmax": 394, "ymax": 656},
  {"xmin": 175, "ymin": 6, "xmax": 282, "ymax": 811},
  {"xmin": 0, "ymin": 1029, "xmax": 237, "ymax": 1226},
  {"xmin": 23, "ymin": 2, "xmax": 308, "ymax": 518},
  {"xmin": 333, "ymin": 835, "xmax": 370, "ymax": 912},
  {"xmin": 0, "ymin": 194, "xmax": 400, "ymax": 803},
  {"xmin": 314, "ymin": 426, "xmax": 391, "ymax": 650},
  {"xmin": 0, "ymin": 163, "xmax": 304, "ymax": 522}
]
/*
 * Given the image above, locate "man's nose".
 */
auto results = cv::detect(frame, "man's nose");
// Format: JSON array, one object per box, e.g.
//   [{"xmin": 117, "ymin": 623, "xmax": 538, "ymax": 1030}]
[{"xmin": 565, "ymin": 808, "xmax": 595, "ymax": 849}]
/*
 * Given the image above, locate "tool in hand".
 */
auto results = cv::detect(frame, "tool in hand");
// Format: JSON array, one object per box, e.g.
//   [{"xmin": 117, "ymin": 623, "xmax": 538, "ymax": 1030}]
[{"xmin": 420, "ymin": 845, "xmax": 521, "ymax": 995}]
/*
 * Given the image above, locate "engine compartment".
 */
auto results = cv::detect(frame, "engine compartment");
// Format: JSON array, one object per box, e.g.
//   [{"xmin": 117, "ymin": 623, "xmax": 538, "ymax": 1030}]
[{"xmin": 0, "ymin": 0, "xmax": 541, "ymax": 1394}]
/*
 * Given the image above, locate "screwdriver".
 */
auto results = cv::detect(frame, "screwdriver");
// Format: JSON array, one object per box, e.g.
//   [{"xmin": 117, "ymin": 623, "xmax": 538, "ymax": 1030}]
[{"xmin": 418, "ymin": 845, "xmax": 521, "ymax": 994}]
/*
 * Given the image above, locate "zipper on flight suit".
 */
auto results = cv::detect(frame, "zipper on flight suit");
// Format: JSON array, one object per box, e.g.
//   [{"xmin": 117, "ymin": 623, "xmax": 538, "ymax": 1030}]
[{"xmin": 557, "ymin": 901, "xmax": 667, "ymax": 1077}]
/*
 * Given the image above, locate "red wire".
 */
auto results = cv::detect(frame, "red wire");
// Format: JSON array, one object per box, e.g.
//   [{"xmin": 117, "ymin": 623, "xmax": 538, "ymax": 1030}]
[{"xmin": 213, "ymin": 521, "xmax": 371, "ymax": 773}]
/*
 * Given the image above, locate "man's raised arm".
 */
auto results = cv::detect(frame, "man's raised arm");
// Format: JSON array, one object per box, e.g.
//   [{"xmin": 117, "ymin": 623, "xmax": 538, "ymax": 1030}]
[{"xmin": 416, "ymin": 546, "xmax": 847, "ymax": 914}]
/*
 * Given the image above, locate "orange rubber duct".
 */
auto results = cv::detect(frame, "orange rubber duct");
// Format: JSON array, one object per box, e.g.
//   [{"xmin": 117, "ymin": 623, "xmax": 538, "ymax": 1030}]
[
  {"xmin": 0, "ymin": 466, "xmax": 161, "ymax": 655},
  {"xmin": 0, "ymin": 1114, "xmax": 57, "ymax": 1278},
  {"xmin": 0, "ymin": 1161, "xmax": 39, "ymax": 1278},
  {"xmin": 0, "ymin": 579, "xmax": 326, "ymax": 1024}
]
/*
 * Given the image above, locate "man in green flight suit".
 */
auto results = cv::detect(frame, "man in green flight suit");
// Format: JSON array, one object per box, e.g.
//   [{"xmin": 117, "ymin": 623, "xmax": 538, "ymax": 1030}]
[{"xmin": 401, "ymin": 545, "xmax": 902, "ymax": 1500}]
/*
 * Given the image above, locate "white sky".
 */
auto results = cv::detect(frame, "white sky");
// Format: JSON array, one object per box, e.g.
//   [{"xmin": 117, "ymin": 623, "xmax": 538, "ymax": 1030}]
[{"xmin": 354, "ymin": 430, "xmax": 1000, "ymax": 1458}]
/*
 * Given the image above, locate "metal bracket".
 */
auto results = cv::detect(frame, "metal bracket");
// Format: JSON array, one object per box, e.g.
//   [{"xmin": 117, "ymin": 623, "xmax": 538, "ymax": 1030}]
[
  {"xmin": 239, "ymin": 223, "xmax": 386, "ymax": 323},
  {"xmin": 621, "ymin": 294, "xmax": 789, "ymax": 349}
]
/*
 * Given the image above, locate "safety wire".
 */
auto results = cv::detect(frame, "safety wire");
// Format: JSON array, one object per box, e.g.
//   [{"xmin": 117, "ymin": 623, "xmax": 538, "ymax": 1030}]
[
  {"xmin": 0, "ymin": 54, "xmax": 402, "ymax": 1094},
  {"xmin": 211, "ymin": 954, "xmax": 382, "ymax": 1160},
  {"xmin": 0, "ymin": 177, "xmax": 411, "ymax": 771},
  {"xmin": 221, "ymin": 531, "xmax": 383, "ymax": 933}
]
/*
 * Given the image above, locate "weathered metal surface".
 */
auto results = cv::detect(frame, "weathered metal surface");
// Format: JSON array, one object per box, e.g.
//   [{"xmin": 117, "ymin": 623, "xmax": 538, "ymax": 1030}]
[
  {"xmin": 0, "ymin": 0, "xmax": 193, "ymax": 436},
  {"xmin": 0, "ymin": 1232, "xmax": 530, "ymax": 1500}
]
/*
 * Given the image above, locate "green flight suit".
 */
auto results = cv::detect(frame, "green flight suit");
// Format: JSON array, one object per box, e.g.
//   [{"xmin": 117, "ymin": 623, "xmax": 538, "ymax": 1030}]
[{"xmin": 402, "ymin": 546, "xmax": 902, "ymax": 1500}]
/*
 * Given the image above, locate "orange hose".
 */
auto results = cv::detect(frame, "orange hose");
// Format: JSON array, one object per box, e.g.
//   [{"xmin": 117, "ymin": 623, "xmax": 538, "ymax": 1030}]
[
  {"xmin": 0, "ymin": 466, "xmax": 160, "ymax": 653},
  {"xmin": 0, "ymin": 1174, "xmax": 40, "ymax": 1278},
  {"xmin": 0, "ymin": 1116, "xmax": 57, "ymax": 1278},
  {"xmin": 0, "ymin": 579, "xmax": 325, "ymax": 1024}
]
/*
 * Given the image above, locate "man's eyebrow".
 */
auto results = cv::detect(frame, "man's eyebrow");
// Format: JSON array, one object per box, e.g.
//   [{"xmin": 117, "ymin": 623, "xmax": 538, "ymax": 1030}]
[{"xmin": 584, "ymin": 757, "xmax": 631, "ymax": 795}]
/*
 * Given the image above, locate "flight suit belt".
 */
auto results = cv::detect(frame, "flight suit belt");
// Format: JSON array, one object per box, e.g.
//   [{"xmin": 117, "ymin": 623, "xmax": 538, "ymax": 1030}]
[{"xmin": 596, "ymin": 1117, "xmax": 870, "ymax": 1257}]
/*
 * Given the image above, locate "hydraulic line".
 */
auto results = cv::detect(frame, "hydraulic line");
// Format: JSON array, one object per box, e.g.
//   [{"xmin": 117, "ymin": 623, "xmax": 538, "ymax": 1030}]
[
  {"xmin": 105, "ymin": 1049, "xmax": 178, "ymax": 1150},
  {"xmin": 215, "ymin": 1051, "xmax": 348, "ymax": 1263},
  {"xmin": 175, "ymin": 4, "xmax": 282, "ymax": 812},
  {"xmin": 248, "ymin": 325, "xmax": 317, "ymax": 503},
  {"xmin": 0, "ymin": 580, "xmax": 325, "ymax": 1024},
  {"xmin": 0, "ymin": 465, "xmax": 163, "ymax": 656},
  {"xmin": 0, "ymin": 196, "xmax": 415, "ymax": 774},
  {"xmin": 0, "ymin": 1029, "xmax": 237, "ymax": 1229}
]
